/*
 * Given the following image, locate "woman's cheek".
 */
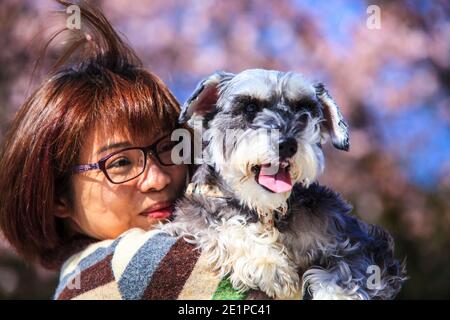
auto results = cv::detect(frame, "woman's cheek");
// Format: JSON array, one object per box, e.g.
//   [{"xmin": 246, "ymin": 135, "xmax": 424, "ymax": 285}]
[{"xmin": 74, "ymin": 182, "xmax": 135, "ymax": 239}]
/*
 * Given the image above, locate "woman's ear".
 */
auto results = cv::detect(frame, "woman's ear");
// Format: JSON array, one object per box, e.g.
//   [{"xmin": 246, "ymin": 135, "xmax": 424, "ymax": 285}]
[
  {"xmin": 314, "ymin": 83, "xmax": 350, "ymax": 151},
  {"xmin": 179, "ymin": 71, "xmax": 235, "ymax": 125},
  {"xmin": 54, "ymin": 197, "xmax": 72, "ymax": 218}
]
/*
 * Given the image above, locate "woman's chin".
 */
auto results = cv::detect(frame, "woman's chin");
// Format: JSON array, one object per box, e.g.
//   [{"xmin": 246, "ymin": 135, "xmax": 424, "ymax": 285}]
[{"xmin": 136, "ymin": 215, "xmax": 170, "ymax": 230}]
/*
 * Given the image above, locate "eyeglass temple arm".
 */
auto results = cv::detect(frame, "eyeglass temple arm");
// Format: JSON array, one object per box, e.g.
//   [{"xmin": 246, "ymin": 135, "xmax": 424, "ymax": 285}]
[{"xmin": 72, "ymin": 163, "xmax": 100, "ymax": 174}]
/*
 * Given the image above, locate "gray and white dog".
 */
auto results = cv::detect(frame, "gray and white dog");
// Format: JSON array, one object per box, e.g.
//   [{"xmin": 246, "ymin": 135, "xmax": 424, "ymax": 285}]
[{"xmin": 162, "ymin": 69, "xmax": 406, "ymax": 299}]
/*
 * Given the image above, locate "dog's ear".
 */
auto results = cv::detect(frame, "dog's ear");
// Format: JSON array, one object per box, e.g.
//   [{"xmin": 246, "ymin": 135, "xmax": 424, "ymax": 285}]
[
  {"xmin": 314, "ymin": 83, "xmax": 350, "ymax": 151},
  {"xmin": 179, "ymin": 71, "xmax": 234, "ymax": 124}
]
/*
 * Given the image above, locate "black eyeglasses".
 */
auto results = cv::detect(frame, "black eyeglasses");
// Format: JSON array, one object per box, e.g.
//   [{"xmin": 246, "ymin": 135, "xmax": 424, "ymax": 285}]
[{"xmin": 72, "ymin": 134, "xmax": 178, "ymax": 184}]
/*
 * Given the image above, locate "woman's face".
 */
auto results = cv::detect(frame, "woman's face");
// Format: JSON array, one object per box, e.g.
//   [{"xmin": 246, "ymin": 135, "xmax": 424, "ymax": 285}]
[{"xmin": 61, "ymin": 125, "xmax": 188, "ymax": 240}]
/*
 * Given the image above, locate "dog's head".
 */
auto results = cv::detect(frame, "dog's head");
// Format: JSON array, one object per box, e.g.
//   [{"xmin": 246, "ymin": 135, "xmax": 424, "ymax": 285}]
[{"xmin": 180, "ymin": 69, "xmax": 349, "ymax": 211}]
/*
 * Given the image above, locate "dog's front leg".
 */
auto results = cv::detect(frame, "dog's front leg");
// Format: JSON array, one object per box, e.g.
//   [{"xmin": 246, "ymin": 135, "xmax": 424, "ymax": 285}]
[{"xmin": 220, "ymin": 221, "xmax": 301, "ymax": 299}]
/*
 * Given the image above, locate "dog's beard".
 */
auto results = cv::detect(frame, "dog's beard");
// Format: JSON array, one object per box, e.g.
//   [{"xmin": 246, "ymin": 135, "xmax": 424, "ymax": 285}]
[{"xmin": 205, "ymin": 117, "xmax": 324, "ymax": 212}]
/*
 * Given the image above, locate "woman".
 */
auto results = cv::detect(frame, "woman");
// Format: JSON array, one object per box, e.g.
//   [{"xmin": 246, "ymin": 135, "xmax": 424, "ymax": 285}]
[{"xmin": 0, "ymin": 2, "xmax": 265, "ymax": 300}]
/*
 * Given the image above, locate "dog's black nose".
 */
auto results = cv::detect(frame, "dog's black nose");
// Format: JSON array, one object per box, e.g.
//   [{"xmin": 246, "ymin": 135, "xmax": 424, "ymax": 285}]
[{"xmin": 279, "ymin": 137, "xmax": 298, "ymax": 158}]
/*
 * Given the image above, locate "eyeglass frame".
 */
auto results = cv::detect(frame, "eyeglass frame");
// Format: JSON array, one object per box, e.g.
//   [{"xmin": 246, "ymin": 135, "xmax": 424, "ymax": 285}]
[{"xmin": 71, "ymin": 134, "xmax": 177, "ymax": 184}]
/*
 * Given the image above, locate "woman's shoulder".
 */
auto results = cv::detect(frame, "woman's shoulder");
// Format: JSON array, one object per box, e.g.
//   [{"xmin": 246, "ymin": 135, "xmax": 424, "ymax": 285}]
[
  {"xmin": 54, "ymin": 228, "xmax": 188, "ymax": 299},
  {"xmin": 55, "ymin": 228, "xmax": 267, "ymax": 300}
]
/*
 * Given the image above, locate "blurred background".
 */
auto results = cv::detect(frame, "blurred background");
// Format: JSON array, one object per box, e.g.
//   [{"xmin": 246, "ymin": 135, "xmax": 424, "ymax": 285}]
[{"xmin": 0, "ymin": 0, "xmax": 449, "ymax": 299}]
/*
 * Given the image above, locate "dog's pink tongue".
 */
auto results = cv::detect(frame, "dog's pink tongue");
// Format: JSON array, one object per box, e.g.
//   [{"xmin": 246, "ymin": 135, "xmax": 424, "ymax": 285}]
[{"xmin": 257, "ymin": 164, "xmax": 292, "ymax": 193}]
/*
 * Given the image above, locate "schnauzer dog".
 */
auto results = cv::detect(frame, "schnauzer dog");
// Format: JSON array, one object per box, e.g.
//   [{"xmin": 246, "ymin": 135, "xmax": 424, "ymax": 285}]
[{"xmin": 162, "ymin": 69, "xmax": 406, "ymax": 299}]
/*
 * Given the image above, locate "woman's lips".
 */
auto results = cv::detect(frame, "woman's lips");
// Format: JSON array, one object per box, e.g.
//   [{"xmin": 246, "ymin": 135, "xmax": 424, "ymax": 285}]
[{"xmin": 140, "ymin": 204, "xmax": 173, "ymax": 220}]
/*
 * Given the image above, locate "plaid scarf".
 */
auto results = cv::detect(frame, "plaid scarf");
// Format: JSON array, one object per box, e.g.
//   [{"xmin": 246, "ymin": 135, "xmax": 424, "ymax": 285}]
[{"xmin": 54, "ymin": 228, "xmax": 272, "ymax": 300}]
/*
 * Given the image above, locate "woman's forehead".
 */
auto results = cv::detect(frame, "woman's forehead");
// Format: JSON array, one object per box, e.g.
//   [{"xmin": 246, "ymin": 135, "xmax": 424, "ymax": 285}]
[{"xmin": 80, "ymin": 124, "xmax": 168, "ymax": 162}]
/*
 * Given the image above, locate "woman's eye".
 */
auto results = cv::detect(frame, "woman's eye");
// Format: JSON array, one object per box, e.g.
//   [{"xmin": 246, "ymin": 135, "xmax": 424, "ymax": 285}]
[{"xmin": 107, "ymin": 157, "xmax": 131, "ymax": 169}]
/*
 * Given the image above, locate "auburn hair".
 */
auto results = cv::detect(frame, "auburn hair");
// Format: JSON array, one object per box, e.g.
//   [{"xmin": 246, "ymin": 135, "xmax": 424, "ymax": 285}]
[{"xmin": 0, "ymin": 1, "xmax": 181, "ymax": 269}]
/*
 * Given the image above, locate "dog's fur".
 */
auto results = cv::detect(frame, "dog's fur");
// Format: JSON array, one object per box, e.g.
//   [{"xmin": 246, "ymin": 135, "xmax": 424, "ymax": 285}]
[{"xmin": 162, "ymin": 69, "xmax": 406, "ymax": 299}]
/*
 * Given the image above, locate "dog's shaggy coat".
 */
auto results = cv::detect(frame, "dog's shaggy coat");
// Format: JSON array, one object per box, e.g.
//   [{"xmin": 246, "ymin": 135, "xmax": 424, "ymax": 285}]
[{"xmin": 162, "ymin": 69, "xmax": 406, "ymax": 299}]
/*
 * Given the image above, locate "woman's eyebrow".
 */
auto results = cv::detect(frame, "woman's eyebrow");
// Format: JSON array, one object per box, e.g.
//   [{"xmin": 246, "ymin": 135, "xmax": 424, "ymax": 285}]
[{"xmin": 96, "ymin": 141, "xmax": 132, "ymax": 155}]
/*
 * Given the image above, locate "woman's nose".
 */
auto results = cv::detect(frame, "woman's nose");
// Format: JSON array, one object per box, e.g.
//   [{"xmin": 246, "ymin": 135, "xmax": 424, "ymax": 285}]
[{"xmin": 137, "ymin": 157, "xmax": 172, "ymax": 192}]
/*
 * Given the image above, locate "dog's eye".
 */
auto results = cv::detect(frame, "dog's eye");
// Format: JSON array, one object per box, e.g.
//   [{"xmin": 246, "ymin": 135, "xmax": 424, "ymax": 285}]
[
  {"xmin": 232, "ymin": 96, "xmax": 263, "ymax": 119},
  {"xmin": 291, "ymin": 99, "xmax": 319, "ymax": 116},
  {"xmin": 298, "ymin": 113, "xmax": 309, "ymax": 122},
  {"xmin": 245, "ymin": 103, "xmax": 259, "ymax": 114}
]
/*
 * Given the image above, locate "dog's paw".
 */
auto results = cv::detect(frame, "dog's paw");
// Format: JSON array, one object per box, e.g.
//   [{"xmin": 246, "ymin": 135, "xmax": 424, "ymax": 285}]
[
  {"xmin": 229, "ymin": 256, "xmax": 301, "ymax": 299},
  {"xmin": 260, "ymin": 266, "xmax": 301, "ymax": 299},
  {"xmin": 302, "ymin": 268, "xmax": 368, "ymax": 300},
  {"xmin": 307, "ymin": 285, "xmax": 366, "ymax": 300}
]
